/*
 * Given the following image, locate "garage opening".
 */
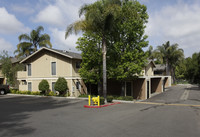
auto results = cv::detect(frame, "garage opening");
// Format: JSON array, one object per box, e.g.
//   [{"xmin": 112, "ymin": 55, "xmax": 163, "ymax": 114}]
[
  {"xmin": 132, "ymin": 78, "xmax": 146, "ymax": 100},
  {"xmin": 151, "ymin": 78, "xmax": 162, "ymax": 94}
]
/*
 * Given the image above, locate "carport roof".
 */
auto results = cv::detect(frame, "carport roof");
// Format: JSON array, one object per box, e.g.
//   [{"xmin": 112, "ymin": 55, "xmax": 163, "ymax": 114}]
[{"xmin": 154, "ymin": 64, "xmax": 166, "ymax": 71}]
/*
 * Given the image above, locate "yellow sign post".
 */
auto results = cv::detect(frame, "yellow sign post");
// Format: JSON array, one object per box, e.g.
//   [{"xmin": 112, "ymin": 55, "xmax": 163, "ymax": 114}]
[
  {"xmin": 88, "ymin": 95, "xmax": 91, "ymax": 106},
  {"xmin": 98, "ymin": 95, "xmax": 100, "ymax": 106}
]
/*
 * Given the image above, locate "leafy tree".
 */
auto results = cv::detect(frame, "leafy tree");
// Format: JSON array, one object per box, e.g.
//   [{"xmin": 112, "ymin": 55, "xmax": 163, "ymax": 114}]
[
  {"xmin": 75, "ymin": 0, "xmax": 149, "ymax": 96},
  {"xmin": 107, "ymin": 1, "xmax": 148, "ymax": 81},
  {"xmin": 66, "ymin": 0, "xmax": 121, "ymax": 101},
  {"xmin": 147, "ymin": 46, "xmax": 153, "ymax": 59},
  {"xmin": 184, "ymin": 52, "xmax": 200, "ymax": 84},
  {"xmin": 0, "ymin": 51, "xmax": 24, "ymax": 86},
  {"xmin": 175, "ymin": 59, "xmax": 186, "ymax": 80},
  {"xmin": 38, "ymin": 80, "xmax": 49, "ymax": 95},
  {"xmin": 154, "ymin": 41, "xmax": 184, "ymax": 83},
  {"xmin": 14, "ymin": 26, "xmax": 52, "ymax": 58},
  {"xmin": 54, "ymin": 77, "xmax": 68, "ymax": 96}
]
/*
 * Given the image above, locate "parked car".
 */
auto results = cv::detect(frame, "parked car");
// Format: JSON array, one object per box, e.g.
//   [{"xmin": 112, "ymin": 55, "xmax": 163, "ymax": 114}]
[{"xmin": 0, "ymin": 85, "xmax": 10, "ymax": 95}]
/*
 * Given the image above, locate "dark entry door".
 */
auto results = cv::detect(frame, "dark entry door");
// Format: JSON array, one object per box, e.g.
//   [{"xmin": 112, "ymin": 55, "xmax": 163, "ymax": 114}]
[
  {"xmin": 126, "ymin": 82, "xmax": 132, "ymax": 96},
  {"xmin": 147, "ymin": 81, "xmax": 149, "ymax": 98}
]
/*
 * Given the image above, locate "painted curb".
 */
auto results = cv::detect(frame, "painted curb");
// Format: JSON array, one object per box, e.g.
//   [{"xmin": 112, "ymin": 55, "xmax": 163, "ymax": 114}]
[{"xmin": 84, "ymin": 102, "xmax": 120, "ymax": 108}]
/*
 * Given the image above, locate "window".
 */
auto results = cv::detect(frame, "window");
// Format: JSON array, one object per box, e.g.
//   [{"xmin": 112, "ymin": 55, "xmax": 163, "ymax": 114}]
[
  {"xmin": 76, "ymin": 61, "xmax": 81, "ymax": 69},
  {"xmin": 51, "ymin": 62, "xmax": 56, "ymax": 75},
  {"xmin": 76, "ymin": 82, "xmax": 80, "ymax": 90},
  {"xmin": 28, "ymin": 82, "xmax": 32, "ymax": 91},
  {"xmin": 27, "ymin": 64, "xmax": 31, "ymax": 76},
  {"xmin": 52, "ymin": 82, "xmax": 56, "ymax": 93},
  {"xmin": 22, "ymin": 80, "xmax": 27, "ymax": 85}
]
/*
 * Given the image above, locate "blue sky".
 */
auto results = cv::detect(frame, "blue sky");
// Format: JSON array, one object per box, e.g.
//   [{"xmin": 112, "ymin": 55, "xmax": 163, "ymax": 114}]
[{"xmin": 0, "ymin": 0, "xmax": 200, "ymax": 57}]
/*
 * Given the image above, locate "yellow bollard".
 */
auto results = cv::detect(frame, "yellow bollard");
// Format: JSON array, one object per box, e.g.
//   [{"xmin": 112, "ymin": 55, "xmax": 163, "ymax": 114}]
[
  {"xmin": 98, "ymin": 95, "xmax": 100, "ymax": 106},
  {"xmin": 88, "ymin": 95, "xmax": 91, "ymax": 106}
]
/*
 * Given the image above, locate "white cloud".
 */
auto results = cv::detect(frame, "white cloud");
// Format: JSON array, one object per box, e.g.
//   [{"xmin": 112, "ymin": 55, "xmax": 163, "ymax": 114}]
[
  {"xmin": 0, "ymin": 38, "xmax": 13, "ymax": 52},
  {"xmin": 10, "ymin": 4, "xmax": 34, "ymax": 15},
  {"xmin": 50, "ymin": 28, "xmax": 80, "ymax": 52},
  {"xmin": 0, "ymin": 7, "xmax": 30, "ymax": 34},
  {"xmin": 146, "ymin": 2, "xmax": 200, "ymax": 57},
  {"xmin": 34, "ymin": 0, "xmax": 95, "ymax": 27},
  {"xmin": 34, "ymin": 5, "xmax": 65, "ymax": 26}
]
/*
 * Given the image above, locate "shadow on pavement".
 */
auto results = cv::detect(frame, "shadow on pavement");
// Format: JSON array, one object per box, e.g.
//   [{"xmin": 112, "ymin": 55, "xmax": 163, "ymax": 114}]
[
  {"xmin": 0, "ymin": 96, "xmax": 81, "ymax": 137},
  {"xmin": 185, "ymin": 85, "xmax": 200, "ymax": 91}
]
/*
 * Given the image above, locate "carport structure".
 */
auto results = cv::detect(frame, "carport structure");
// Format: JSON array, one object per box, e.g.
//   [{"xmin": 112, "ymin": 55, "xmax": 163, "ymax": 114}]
[
  {"xmin": 135, "ymin": 76, "xmax": 171, "ymax": 100},
  {"xmin": 106, "ymin": 76, "xmax": 171, "ymax": 100}
]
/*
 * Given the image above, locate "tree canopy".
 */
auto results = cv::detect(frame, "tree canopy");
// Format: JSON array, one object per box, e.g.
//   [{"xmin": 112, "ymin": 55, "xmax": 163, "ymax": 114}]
[
  {"xmin": 153, "ymin": 41, "xmax": 184, "ymax": 83},
  {"xmin": 0, "ymin": 51, "xmax": 24, "ymax": 86},
  {"xmin": 14, "ymin": 26, "xmax": 52, "ymax": 58},
  {"xmin": 184, "ymin": 52, "xmax": 200, "ymax": 84},
  {"xmin": 75, "ymin": 0, "xmax": 149, "ymax": 96}
]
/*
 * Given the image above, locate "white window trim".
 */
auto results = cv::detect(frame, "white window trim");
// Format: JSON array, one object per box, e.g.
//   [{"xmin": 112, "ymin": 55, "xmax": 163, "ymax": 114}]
[
  {"xmin": 27, "ymin": 64, "xmax": 31, "ymax": 76},
  {"xmin": 51, "ymin": 62, "xmax": 57, "ymax": 76}
]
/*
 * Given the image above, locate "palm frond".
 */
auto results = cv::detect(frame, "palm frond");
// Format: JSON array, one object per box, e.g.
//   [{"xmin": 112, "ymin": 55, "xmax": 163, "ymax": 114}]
[
  {"xmin": 36, "ymin": 26, "xmax": 44, "ymax": 35},
  {"xmin": 65, "ymin": 20, "xmax": 86, "ymax": 39},
  {"xmin": 18, "ymin": 34, "xmax": 31, "ymax": 42},
  {"xmin": 79, "ymin": 4, "xmax": 90, "ymax": 17},
  {"xmin": 38, "ymin": 40, "xmax": 52, "ymax": 48}
]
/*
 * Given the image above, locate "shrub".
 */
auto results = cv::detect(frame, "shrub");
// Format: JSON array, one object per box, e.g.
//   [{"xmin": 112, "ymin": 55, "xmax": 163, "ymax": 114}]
[
  {"xmin": 107, "ymin": 95, "xmax": 113, "ymax": 103},
  {"xmin": 38, "ymin": 80, "xmax": 49, "ymax": 95},
  {"xmin": 27, "ymin": 91, "xmax": 31, "ymax": 95},
  {"xmin": 64, "ymin": 91, "xmax": 70, "ymax": 97},
  {"xmin": 31, "ymin": 91, "xmax": 40, "ymax": 95},
  {"xmin": 100, "ymin": 97, "xmax": 105, "ymax": 105},
  {"xmin": 78, "ymin": 94, "xmax": 88, "ymax": 98},
  {"xmin": 124, "ymin": 96, "xmax": 133, "ymax": 101},
  {"xmin": 20, "ymin": 91, "xmax": 27, "ymax": 94},
  {"xmin": 48, "ymin": 91, "xmax": 56, "ymax": 96},
  {"xmin": 113, "ymin": 96, "xmax": 133, "ymax": 101},
  {"xmin": 54, "ymin": 77, "xmax": 68, "ymax": 96},
  {"xmin": 116, "ymin": 96, "xmax": 125, "ymax": 100},
  {"xmin": 10, "ymin": 89, "xmax": 17, "ymax": 94}
]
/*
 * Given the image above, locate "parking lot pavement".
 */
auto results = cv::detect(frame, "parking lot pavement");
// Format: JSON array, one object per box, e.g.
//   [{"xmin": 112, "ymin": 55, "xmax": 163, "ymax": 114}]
[{"xmin": 1, "ymin": 86, "xmax": 200, "ymax": 137}]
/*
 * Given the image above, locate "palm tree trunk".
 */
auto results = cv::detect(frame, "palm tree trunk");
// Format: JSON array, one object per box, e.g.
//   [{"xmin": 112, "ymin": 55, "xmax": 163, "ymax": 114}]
[
  {"xmin": 166, "ymin": 60, "xmax": 170, "ymax": 76},
  {"xmin": 102, "ymin": 36, "xmax": 107, "ymax": 103}
]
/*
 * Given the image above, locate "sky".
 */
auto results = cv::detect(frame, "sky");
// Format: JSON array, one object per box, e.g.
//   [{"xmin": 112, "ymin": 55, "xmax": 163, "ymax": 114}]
[{"xmin": 0, "ymin": 0, "xmax": 200, "ymax": 57}]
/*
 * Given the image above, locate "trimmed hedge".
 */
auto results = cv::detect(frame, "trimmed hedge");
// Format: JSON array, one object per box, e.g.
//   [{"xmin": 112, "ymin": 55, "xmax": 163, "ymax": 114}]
[
  {"xmin": 100, "ymin": 97, "xmax": 105, "ymax": 105},
  {"xmin": 38, "ymin": 79, "xmax": 49, "ymax": 95},
  {"xmin": 10, "ymin": 90, "xmax": 40, "ymax": 95},
  {"xmin": 107, "ymin": 95, "xmax": 114, "ymax": 103},
  {"xmin": 114, "ymin": 96, "xmax": 133, "ymax": 101},
  {"xmin": 54, "ymin": 77, "xmax": 68, "ymax": 95},
  {"xmin": 78, "ymin": 94, "xmax": 88, "ymax": 98}
]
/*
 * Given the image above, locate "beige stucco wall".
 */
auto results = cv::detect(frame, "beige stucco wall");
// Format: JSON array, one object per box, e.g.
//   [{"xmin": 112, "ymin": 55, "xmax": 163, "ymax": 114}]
[
  {"xmin": 17, "ymin": 50, "xmax": 85, "ymax": 97},
  {"xmin": 0, "ymin": 69, "xmax": 3, "ymax": 78},
  {"xmin": 145, "ymin": 62, "xmax": 154, "ymax": 76}
]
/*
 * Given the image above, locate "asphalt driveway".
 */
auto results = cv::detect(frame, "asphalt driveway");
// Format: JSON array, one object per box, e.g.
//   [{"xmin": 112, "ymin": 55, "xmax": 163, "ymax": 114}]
[{"xmin": 0, "ymin": 85, "xmax": 200, "ymax": 137}]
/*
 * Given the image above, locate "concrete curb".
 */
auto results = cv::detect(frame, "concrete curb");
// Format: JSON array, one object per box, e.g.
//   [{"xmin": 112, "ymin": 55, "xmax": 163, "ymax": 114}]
[
  {"xmin": 6, "ymin": 94, "xmax": 146, "ymax": 103},
  {"xmin": 84, "ymin": 102, "xmax": 120, "ymax": 108},
  {"xmin": 6, "ymin": 93, "xmax": 83, "ymax": 100}
]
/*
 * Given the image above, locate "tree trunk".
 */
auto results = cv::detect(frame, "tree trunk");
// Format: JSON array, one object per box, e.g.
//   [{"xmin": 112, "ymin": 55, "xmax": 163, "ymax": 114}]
[
  {"xmin": 171, "ymin": 67, "xmax": 176, "ymax": 84},
  {"xmin": 102, "ymin": 36, "xmax": 107, "ymax": 103},
  {"xmin": 166, "ymin": 60, "xmax": 170, "ymax": 76},
  {"xmin": 98, "ymin": 81, "xmax": 102, "ymax": 96}
]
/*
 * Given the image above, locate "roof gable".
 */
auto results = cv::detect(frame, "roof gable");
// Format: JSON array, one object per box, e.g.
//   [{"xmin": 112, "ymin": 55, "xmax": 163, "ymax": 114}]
[{"xmin": 20, "ymin": 47, "xmax": 82, "ymax": 63}]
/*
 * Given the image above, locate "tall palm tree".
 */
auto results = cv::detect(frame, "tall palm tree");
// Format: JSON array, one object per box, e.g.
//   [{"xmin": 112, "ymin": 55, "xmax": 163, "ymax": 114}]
[
  {"xmin": 154, "ymin": 41, "xmax": 184, "ymax": 83},
  {"xmin": 147, "ymin": 45, "xmax": 154, "ymax": 60},
  {"xmin": 65, "ymin": 0, "xmax": 121, "ymax": 101},
  {"xmin": 14, "ymin": 26, "xmax": 52, "ymax": 58}
]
